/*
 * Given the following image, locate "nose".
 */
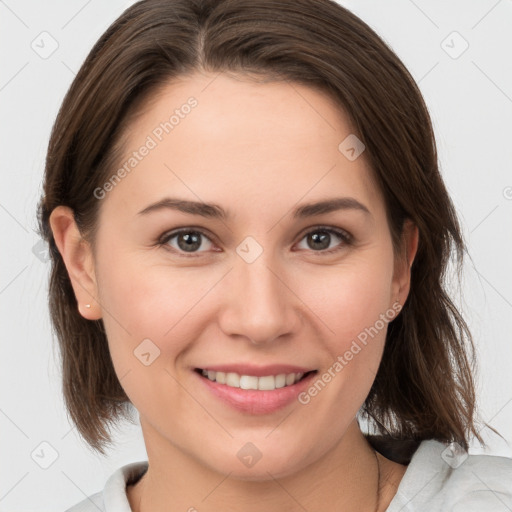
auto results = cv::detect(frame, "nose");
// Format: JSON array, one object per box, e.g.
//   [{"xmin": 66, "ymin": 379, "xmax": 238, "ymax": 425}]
[{"xmin": 217, "ymin": 248, "xmax": 301, "ymax": 346}]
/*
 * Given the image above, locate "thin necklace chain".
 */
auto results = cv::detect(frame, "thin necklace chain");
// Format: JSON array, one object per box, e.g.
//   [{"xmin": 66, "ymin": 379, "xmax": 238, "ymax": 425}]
[
  {"xmin": 137, "ymin": 450, "xmax": 382, "ymax": 512},
  {"xmin": 374, "ymin": 449, "xmax": 382, "ymax": 512}
]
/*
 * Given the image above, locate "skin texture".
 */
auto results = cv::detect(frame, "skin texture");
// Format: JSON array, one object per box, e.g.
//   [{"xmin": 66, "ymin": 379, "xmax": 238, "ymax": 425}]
[{"xmin": 50, "ymin": 71, "xmax": 418, "ymax": 511}]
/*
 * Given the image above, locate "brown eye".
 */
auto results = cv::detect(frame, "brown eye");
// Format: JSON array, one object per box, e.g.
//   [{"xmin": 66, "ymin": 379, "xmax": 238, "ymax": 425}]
[
  {"xmin": 160, "ymin": 229, "xmax": 214, "ymax": 255},
  {"xmin": 296, "ymin": 227, "xmax": 352, "ymax": 254}
]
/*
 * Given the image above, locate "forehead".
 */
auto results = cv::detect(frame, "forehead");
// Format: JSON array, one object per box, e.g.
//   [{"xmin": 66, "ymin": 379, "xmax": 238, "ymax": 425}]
[{"xmin": 102, "ymin": 72, "xmax": 384, "ymax": 221}]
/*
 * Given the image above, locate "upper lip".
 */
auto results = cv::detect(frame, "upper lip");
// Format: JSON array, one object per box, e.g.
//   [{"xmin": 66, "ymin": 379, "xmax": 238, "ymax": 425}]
[{"xmin": 195, "ymin": 364, "xmax": 316, "ymax": 377}]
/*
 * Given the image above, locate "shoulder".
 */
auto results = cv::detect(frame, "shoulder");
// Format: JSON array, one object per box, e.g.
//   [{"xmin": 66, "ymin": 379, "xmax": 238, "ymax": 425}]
[
  {"xmin": 64, "ymin": 461, "xmax": 148, "ymax": 512},
  {"xmin": 441, "ymin": 449, "xmax": 512, "ymax": 510},
  {"xmin": 386, "ymin": 439, "xmax": 512, "ymax": 511}
]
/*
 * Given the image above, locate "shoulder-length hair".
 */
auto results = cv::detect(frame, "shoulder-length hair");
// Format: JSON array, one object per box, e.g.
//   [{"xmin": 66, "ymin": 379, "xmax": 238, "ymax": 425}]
[{"xmin": 37, "ymin": 0, "xmax": 493, "ymax": 455}]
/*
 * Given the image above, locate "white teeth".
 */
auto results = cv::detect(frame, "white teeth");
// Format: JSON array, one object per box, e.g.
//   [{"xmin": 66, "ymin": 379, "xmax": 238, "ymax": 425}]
[
  {"xmin": 285, "ymin": 373, "xmax": 296, "ymax": 386},
  {"xmin": 200, "ymin": 370, "xmax": 307, "ymax": 390},
  {"xmin": 240, "ymin": 375, "xmax": 259, "ymax": 390},
  {"xmin": 225, "ymin": 372, "xmax": 240, "ymax": 388},
  {"xmin": 258, "ymin": 375, "xmax": 275, "ymax": 391},
  {"xmin": 275, "ymin": 374, "xmax": 286, "ymax": 388}
]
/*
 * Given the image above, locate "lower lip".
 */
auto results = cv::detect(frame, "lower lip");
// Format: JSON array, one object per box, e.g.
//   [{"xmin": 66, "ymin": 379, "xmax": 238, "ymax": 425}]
[{"xmin": 195, "ymin": 370, "xmax": 318, "ymax": 414}]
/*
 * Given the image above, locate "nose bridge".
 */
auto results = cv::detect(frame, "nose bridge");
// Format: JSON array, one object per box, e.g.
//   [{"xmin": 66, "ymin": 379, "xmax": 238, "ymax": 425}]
[{"xmin": 219, "ymin": 236, "xmax": 297, "ymax": 344}]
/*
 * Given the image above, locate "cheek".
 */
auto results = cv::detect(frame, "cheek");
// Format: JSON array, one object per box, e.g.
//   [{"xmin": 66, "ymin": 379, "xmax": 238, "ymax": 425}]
[
  {"xmin": 95, "ymin": 248, "xmax": 215, "ymax": 368},
  {"xmin": 311, "ymin": 255, "xmax": 394, "ymax": 343},
  {"xmin": 302, "ymin": 248, "xmax": 395, "ymax": 394},
  {"xmin": 94, "ymin": 254, "xmax": 206, "ymax": 416}
]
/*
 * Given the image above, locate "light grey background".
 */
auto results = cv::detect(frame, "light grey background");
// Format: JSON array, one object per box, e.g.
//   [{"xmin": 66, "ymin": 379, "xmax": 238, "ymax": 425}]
[{"xmin": 1, "ymin": 0, "xmax": 511, "ymax": 510}]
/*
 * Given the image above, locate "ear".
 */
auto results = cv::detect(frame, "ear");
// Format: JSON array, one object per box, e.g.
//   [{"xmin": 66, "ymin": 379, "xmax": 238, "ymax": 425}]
[
  {"xmin": 391, "ymin": 218, "xmax": 419, "ymax": 308},
  {"xmin": 49, "ymin": 206, "xmax": 102, "ymax": 320}
]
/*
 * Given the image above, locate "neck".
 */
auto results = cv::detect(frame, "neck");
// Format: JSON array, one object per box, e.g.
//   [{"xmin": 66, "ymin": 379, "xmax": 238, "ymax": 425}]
[{"xmin": 128, "ymin": 419, "xmax": 405, "ymax": 512}]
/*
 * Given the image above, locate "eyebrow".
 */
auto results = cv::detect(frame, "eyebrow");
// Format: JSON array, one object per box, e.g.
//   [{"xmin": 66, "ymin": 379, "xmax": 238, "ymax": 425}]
[{"xmin": 137, "ymin": 196, "xmax": 372, "ymax": 220}]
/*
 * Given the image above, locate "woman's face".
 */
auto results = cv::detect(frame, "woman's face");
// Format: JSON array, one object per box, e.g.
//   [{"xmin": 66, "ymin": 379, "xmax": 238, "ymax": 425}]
[{"xmin": 78, "ymin": 71, "xmax": 416, "ymax": 478}]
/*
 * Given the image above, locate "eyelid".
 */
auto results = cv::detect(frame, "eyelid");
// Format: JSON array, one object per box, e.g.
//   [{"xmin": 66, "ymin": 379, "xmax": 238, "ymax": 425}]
[
  {"xmin": 293, "ymin": 225, "xmax": 353, "ymax": 255},
  {"xmin": 158, "ymin": 225, "xmax": 353, "ymax": 256},
  {"xmin": 296, "ymin": 224, "xmax": 353, "ymax": 244},
  {"xmin": 158, "ymin": 226, "xmax": 218, "ymax": 256}
]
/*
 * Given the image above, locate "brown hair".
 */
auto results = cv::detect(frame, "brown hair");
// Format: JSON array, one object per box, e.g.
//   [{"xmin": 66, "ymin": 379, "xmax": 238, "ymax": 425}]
[{"xmin": 37, "ymin": 0, "xmax": 495, "ymax": 456}]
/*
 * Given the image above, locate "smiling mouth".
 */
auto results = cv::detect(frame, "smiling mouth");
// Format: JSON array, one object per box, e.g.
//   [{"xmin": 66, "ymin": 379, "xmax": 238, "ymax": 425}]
[{"xmin": 194, "ymin": 368, "xmax": 317, "ymax": 391}]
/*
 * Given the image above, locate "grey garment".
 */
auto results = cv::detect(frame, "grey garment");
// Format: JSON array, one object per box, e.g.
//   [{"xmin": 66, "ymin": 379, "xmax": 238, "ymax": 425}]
[{"xmin": 65, "ymin": 439, "xmax": 512, "ymax": 511}]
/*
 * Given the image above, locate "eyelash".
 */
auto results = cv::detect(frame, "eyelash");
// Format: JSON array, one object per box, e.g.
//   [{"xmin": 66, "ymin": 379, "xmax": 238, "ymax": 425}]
[{"xmin": 157, "ymin": 225, "xmax": 353, "ymax": 258}]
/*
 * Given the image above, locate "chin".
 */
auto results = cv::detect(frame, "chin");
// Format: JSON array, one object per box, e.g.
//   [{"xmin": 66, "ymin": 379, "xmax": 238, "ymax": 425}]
[{"xmin": 200, "ymin": 445, "xmax": 310, "ymax": 482}]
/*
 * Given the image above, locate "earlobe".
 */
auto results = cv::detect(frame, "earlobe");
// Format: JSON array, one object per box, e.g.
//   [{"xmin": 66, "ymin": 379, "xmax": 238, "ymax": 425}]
[
  {"xmin": 392, "ymin": 219, "xmax": 419, "ymax": 307},
  {"xmin": 49, "ymin": 206, "xmax": 102, "ymax": 320}
]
